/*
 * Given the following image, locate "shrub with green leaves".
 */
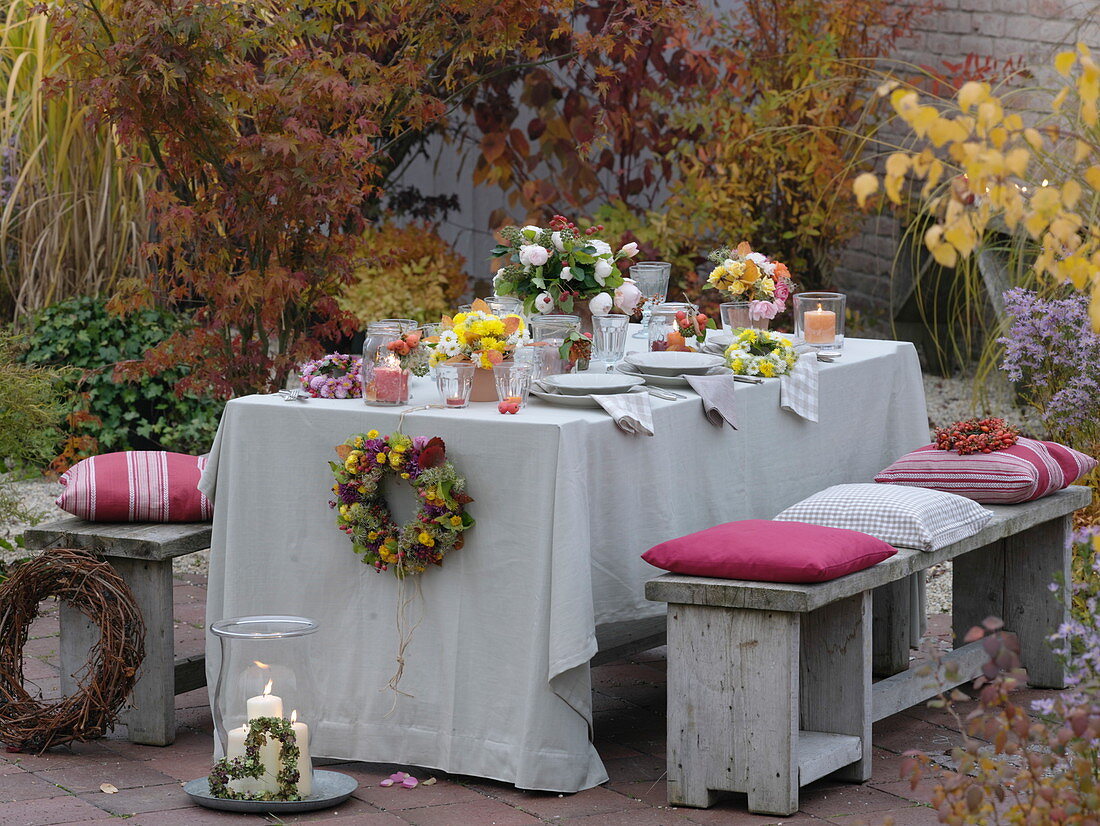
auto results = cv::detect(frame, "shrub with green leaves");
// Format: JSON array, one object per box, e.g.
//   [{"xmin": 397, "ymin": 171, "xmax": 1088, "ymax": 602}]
[{"xmin": 22, "ymin": 297, "xmax": 222, "ymax": 459}]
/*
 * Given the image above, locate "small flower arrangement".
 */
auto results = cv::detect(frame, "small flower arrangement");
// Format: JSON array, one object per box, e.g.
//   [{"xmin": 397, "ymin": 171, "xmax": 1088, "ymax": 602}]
[
  {"xmin": 934, "ymin": 417, "xmax": 1020, "ymax": 455},
  {"xmin": 428, "ymin": 298, "xmax": 526, "ymax": 370},
  {"xmin": 298, "ymin": 354, "xmax": 363, "ymax": 398},
  {"xmin": 723, "ymin": 329, "xmax": 799, "ymax": 378},
  {"xmin": 652, "ymin": 309, "xmax": 716, "ymax": 351},
  {"xmin": 383, "ymin": 330, "xmax": 429, "ymax": 377},
  {"xmin": 707, "ymin": 241, "xmax": 795, "ymax": 322},
  {"xmin": 330, "ymin": 430, "xmax": 474, "ymax": 577},
  {"xmin": 490, "ymin": 215, "xmax": 641, "ymax": 316}
]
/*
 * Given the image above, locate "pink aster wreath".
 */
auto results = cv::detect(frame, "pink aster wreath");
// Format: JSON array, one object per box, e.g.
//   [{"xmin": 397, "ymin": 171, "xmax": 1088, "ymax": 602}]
[{"xmin": 298, "ymin": 354, "xmax": 362, "ymax": 398}]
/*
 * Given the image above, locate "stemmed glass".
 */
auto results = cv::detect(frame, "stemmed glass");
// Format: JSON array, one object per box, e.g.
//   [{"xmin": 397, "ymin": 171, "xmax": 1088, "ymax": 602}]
[
  {"xmin": 630, "ymin": 262, "xmax": 671, "ymax": 339},
  {"xmin": 591, "ymin": 314, "xmax": 630, "ymax": 371}
]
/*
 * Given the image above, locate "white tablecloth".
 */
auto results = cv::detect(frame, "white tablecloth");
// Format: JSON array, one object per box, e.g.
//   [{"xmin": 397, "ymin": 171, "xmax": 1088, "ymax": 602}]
[{"xmin": 201, "ymin": 337, "xmax": 928, "ymax": 792}]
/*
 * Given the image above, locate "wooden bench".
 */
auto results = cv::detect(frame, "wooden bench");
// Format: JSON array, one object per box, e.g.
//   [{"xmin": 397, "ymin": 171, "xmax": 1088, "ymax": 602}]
[
  {"xmin": 644, "ymin": 485, "xmax": 1089, "ymax": 816},
  {"xmin": 23, "ymin": 518, "xmax": 212, "ymax": 746}
]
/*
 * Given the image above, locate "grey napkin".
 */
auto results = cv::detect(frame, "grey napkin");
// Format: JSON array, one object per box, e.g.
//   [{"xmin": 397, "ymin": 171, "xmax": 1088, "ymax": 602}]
[
  {"xmin": 591, "ymin": 392, "xmax": 655, "ymax": 436},
  {"xmin": 685, "ymin": 374, "xmax": 738, "ymax": 428},
  {"xmin": 780, "ymin": 354, "xmax": 819, "ymax": 421}
]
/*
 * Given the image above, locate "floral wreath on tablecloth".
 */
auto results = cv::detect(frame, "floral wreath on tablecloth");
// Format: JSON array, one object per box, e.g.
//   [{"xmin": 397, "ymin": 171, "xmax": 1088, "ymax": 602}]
[
  {"xmin": 723, "ymin": 329, "xmax": 799, "ymax": 378},
  {"xmin": 299, "ymin": 354, "xmax": 362, "ymax": 398},
  {"xmin": 329, "ymin": 430, "xmax": 474, "ymax": 577}
]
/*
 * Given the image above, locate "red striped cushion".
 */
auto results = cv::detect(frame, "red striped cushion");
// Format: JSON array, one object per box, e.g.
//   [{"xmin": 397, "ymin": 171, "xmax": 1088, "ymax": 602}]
[
  {"xmin": 56, "ymin": 452, "xmax": 212, "ymax": 522},
  {"xmin": 874, "ymin": 438, "xmax": 1096, "ymax": 504}
]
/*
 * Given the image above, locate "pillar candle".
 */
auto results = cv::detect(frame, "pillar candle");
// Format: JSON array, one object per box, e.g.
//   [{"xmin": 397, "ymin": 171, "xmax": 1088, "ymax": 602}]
[
  {"xmin": 246, "ymin": 680, "xmax": 283, "ymax": 720},
  {"xmin": 225, "ymin": 724, "xmax": 282, "ymax": 795},
  {"xmin": 374, "ymin": 366, "xmax": 409, "ymax": 403},
  {"xmin": 803, "ymin": 307, "xmax": 836, "ymax": 344},
  {"xmin": 290, "ymin": 710, "xmax": 312, "ymax": 797}
]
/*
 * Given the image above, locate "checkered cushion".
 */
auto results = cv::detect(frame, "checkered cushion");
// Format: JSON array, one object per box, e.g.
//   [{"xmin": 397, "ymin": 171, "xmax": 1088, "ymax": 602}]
[{"xmin": 774, "ymin": 483, "xmax": 992, "ymax": 552}]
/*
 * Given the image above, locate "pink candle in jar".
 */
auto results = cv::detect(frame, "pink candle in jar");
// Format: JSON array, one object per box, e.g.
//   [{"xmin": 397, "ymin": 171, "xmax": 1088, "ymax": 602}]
[
  {"xmin": 446, "ymin": 397, "xmax": 466, "ymax": 408},
  {"xmin": 374, "ymin": 367, "xmax": 409, "ymax": 403}
]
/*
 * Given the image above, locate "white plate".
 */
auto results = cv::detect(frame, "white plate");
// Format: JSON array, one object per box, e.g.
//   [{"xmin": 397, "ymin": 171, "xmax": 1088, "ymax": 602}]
[
  {"xmin": 624, "ymin": 351, "xmax": 725, "ymax": 376},
  {"xmin": 541, "ymin": 373, "xmax": 645, "ymax": 395},
  {"xmin": 530, "ymin": 386, "xmax": 647, "ymax": 407},
  {"xmin": 616, "ymin": 362, "xmax": 733, "ymax": 387}
]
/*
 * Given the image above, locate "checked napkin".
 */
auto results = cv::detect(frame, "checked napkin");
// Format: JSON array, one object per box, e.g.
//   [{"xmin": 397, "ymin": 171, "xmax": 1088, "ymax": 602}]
[
  {"xmin": 685, "ymin": 374, "xmax": 738, "ymax": 429},
  {"xmin": 591, "ymin": 392, "xmax": 654, "ymax": 436},
  {"xmin": 780, "ymin": 353, "xmax": 819, "ymax": 422}
]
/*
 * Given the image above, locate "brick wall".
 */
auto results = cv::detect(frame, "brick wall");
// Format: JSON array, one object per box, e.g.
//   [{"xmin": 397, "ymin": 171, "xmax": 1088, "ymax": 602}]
[{"xmin": 835, "ymin": 0, "xmax": 1100, "ymax": 319}]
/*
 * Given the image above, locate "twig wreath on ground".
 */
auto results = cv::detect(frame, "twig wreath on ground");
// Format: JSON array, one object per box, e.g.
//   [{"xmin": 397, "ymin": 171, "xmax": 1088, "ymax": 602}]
[
  {"xmin": 0, "ymin": 549, "xmax": 144, "ymax": 752},
  {"xmin": 208, "ymin": 716, "xmax": 301, "ymax": 801},
  {"xmin": 329, "ymin": 431, "xmax": 474, "ymax": 577}
]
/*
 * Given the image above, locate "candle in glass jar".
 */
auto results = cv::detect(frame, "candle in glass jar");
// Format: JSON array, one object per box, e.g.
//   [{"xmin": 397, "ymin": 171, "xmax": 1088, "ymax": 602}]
[
  {"xmin": 803, "ymin": 305, "xmax": 836, "ymax": 344},
  {"xmin": 374, "ymin": 366, "xmax": 409, "ymax": 403},
  {"xmin": 290, "ymin": 710, "xmax": 312, "ymax": 797}
]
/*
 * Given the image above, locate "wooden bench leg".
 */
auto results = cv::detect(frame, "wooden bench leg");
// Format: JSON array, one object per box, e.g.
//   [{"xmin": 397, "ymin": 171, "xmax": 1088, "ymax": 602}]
[
  {"xmin": 872, "ymin": 578, "xmax": 911, "ymax": 677},
  {"xmin": 111, "ymin": 558, "xmax": 176, "ymax": 746},
  {"xmin": 1004, "ymin": 516, "xmax": 1071, "ymax": 689},
  {"xmin": 801, "ymin": 591, "xmax": 872, "ymax": 782},
  {"xmin": 666, "ymin": 603, "xmax": 799, "ymax": 816}
]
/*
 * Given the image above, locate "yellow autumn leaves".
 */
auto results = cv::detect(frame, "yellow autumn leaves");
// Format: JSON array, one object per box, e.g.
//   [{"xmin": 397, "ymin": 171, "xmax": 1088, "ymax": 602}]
[{"xmin": 854, "ymin": 43, "xmax": 1100, "ymax": 328}]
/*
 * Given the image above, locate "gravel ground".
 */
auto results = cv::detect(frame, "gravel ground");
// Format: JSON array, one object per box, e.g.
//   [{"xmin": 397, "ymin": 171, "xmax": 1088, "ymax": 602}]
[{"xmin": 0, "ymin": 368, "xmax": 1039, "ymax": 613}]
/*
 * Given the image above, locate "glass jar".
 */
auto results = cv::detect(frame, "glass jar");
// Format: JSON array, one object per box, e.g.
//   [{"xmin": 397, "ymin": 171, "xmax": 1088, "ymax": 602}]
[
  {"xmin": 210, "ymin": 616, "xmax": 319, "ymax": 798},
  {"xmin": 530, "ymin": 314, "xmax": 580, "ymax": 375},
  {"xmin": 648, "ymin": 303, "xmax": 702, "ymax": 352},
  {"xmin": 362, "ymin": 322, "xmax": 409, "ymax": 405},
  {"xmin": 794, "ymin": 292, "xmax": 846, "ymax": 355}
]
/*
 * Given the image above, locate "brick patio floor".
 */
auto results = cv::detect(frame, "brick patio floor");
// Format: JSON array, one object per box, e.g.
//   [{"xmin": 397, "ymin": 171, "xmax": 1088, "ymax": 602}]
[{"xmin": 0, "ymin": 571, "xmax": 1058, "ymax": 826}]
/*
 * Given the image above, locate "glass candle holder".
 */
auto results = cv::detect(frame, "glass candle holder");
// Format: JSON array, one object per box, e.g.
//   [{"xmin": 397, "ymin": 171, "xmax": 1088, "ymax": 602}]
[
  {"xmin": 628, "ymin": 261, "xmax": 671, "ymax": 339},
  {"xmin": 377, "ymin": 318, "xmax": 419, "ymax": 333},
  {"xmin": 436, "ymin": 362, "xmax": 476, "ymax": 408},
  {"xmin": 794, "ymin": 292, "xmax": 846, "ymax": 355},
  {"xmin": 362, "ymin": 323, "xmax": 410, "ymax": 406},
  {"xmin": 493, "ymin": 362, "xmax": 532, "ymax": 409},
  {"xmin": 648, "ymin": 303, "xmax": 701, "ymax": 352},
  {"xmin": 210, "ymin": 616, "xmax": 320, "ymax": 798}
]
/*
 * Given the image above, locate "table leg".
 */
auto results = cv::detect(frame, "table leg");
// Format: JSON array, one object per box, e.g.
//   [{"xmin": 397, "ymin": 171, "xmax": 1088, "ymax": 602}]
[
  {"xmin": 666, "ymin": 603, "xmax": 799, "ymax": 816},
  {"xmin": 801, "ymin": 591, "xmax": 872, "ymax": 782},
  {"xmin": 872, "ymin": 578, "xmax": 911, "ymax": 677}
]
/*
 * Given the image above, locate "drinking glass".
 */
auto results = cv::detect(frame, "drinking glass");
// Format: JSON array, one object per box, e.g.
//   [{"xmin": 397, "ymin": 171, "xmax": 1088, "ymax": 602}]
[
  {"xmin": 493, "ymin": 362, "xmax": 533, "ymax": 409},
  {"xmin": 435, "ymin": 362, "xmax": 476, "ymax": 408},
  {"xmin": 591, "ymin": 314, "xmax": 630, "ymax": 371},
  {"xmin": 485, "ymin": 295, "xmax": 524, "ymax": 318},
  {"xmin": 629, "ymin": 262, "xmax": 671, "ymax": 338}
]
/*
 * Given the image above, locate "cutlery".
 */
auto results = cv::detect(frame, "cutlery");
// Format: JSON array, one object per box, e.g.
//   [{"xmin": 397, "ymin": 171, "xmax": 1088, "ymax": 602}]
[
  {"xmin": 645, "ymin": 387, "xmax": 682, "ymax": 400},
  {"xmin": 732, "ymin": 375, "xmax": 764, "ymax": 384},
  {"xmin": 277, "ymin": 388, "xmax": 308, "ymax": 401}
]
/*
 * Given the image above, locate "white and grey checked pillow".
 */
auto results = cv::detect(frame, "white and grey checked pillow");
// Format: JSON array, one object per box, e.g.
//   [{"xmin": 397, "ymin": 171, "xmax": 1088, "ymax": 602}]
[{"xmin": 773, "ymin": 483, "xmax": 992, "ymax": 552}]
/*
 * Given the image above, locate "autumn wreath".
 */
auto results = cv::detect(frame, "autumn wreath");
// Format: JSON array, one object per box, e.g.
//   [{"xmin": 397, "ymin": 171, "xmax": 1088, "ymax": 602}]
[{"xmin": 329, "ymin": 431, "xmax": 474, "ymax": 577}]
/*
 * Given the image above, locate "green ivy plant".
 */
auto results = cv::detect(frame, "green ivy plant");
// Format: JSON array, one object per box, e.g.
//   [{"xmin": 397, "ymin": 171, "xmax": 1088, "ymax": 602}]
[
  {"xmin": 21, "ymin": 297, "xmax": 222, "ymax": 459},
  {"xmin": 207, "ymin": 716, "xmax": 302, "ymax": 802}
]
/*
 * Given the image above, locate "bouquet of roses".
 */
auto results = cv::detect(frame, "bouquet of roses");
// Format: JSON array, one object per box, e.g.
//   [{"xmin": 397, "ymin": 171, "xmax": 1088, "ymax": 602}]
[
  {"xmin": 706, "ymin": 241, "xmax": 795, "ymax": 322},
  {"xmin": 491, "ymin": 215, "xmax": 642, "ymax": 317},
  {"xmin": 428, "ymin": 299, "xmax": 526, "ymax": 370}
]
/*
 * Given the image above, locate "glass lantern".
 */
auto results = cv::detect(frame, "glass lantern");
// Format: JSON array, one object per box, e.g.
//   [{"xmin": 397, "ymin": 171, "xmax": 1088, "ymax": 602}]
[
  {"xmin": 210, "ymin": 616, "xmax": 320, "ymax": 798},
  {"xmin": 362, "ymin": 321, "xmax": 410, "ymax": 405},
  {"xmin": 794, "ymin": 292, "xmax": 846, "ymax": 356},
  {"xmin": 648, "ymin": 302, "xmax": 702, "ymax": 352}
]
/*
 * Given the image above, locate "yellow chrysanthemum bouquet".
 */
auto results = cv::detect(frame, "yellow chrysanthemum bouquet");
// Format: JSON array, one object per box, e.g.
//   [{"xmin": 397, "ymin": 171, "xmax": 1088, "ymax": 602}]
[{"xmin": 428, "ymin": 298, "xmax": 526, "ymax": 370}]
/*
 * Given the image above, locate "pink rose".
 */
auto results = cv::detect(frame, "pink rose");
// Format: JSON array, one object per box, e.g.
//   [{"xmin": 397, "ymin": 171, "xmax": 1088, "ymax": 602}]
[
  {"xmin": 774, "ymin": 280, "xmax": 790, "ymax": 302},
  {"xmin": 614, "ymin": 279, "xmax": 643, "ymax": 314},
  {"xmin": 749, "ymin": 300, "xmax": 780, "ymax": 321}
]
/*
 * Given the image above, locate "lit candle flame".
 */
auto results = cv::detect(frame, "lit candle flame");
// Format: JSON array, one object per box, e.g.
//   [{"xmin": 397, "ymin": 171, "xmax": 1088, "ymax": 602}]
[
  {"xmin": 253, "ymin": 661, "xmax": 269, "ymax": 669},
  {"xmin": 290, "ymin": 710, "xmax": 297, "ymax": 724},
  {"xmin": 816, "ymin": 303, "xmax": 823, "ymax": 312},
  {"xmin": 262, "ymin": 679, "xmax": 273, "ymax": 697}
]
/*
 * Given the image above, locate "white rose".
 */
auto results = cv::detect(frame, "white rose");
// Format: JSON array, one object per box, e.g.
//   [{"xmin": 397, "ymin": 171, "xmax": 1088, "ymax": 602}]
[
  {"xmin": 560, "ymin": 265, "xmax": 573, "ymax": 281},
  {"xmin": 723, "ymin": 258, "xmax": 736, "ymax": 268},
  {"xmin": 618, "ymin": 241, "xmax": 639, "ymax": 258},
  {"xmin": 589, "ymin": 292, "xmax": 613, "ymax": 316},
  {"xmin": 534, "ymin": 292, "xmax": 555, "ymax": 314},
  {"xmin": 526, "ymin": 245, "xmax": 550, "ymax": 267},
  {"xmin": 594, "ymin": 258, "xmax": 613, "ymax": 285},
  {"xmin": 493, "ymin": 267, "xmax": 507, "ymax": 288},
  {"xmin": 521, "ymin": 225, "xmax": 541, "ymax": 239},
  {"xmin": 590, "ymin": 239, "xmax": 612, "ymax": 256},
  {"xmin": 614, "ymin": 279, "xmax": 643, "ymax": 313},
  {"xmin": 551, "ymin": 231, "xmax": 566, "ymax": 252}
]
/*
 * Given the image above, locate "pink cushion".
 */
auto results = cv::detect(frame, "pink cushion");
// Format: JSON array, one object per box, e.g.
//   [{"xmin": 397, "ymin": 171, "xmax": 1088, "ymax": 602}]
[
  {"xmin": 874, "ymin": 438, "xmax": 1096, "ymax": 504},
  {"xmin": 56, "ymin": 452, "xmax": 212, "ymax": 523},
  {"xmin": 641, "ymin": 519, "xmax": 896, "ymax": 583}
]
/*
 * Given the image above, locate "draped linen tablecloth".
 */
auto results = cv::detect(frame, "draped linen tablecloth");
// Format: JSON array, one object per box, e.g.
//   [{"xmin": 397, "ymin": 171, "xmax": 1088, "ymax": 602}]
[{"xmin": 201, "ymin": 336, "xmax": 929, "ymax": 793}]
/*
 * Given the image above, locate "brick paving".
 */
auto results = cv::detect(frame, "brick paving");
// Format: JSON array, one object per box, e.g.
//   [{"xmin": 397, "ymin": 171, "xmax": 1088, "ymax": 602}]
[{"xmin": 0, "ymin": 573, "xmax": 1057, "ymax": 825}]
